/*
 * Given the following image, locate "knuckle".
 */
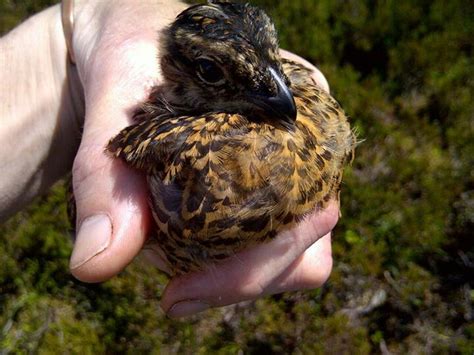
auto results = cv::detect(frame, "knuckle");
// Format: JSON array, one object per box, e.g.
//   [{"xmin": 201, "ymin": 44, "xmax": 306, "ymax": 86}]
[
  {"xmin": 299, "ymin": 249, "xmax": 333, "ymax": 289},
  {"xmin": 72, "ymin": 144, "xmax": 110, "ymax": 188}
]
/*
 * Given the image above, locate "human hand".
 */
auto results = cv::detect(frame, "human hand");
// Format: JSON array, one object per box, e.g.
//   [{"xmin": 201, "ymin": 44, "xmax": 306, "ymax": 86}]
[{"xmin": 27, "ymin": 0, "xmax": 337, "ymax": 317}]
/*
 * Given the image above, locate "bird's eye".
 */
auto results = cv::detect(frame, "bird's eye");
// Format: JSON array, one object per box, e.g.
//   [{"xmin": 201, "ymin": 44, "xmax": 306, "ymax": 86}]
[{"xmin": 195, "ymin": 58, "xmax": 225, "ymax": 85}]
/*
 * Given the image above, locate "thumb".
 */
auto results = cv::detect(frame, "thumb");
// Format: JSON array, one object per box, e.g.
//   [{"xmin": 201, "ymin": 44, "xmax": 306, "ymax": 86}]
[
  {"xmin": 66, "ymin": 0, "xmax": 187, "ymax": 282},
  {"xmin": 70, "ymin": 138, "xmax": 150, "ymax": 282},
  {"xmin": 69, "ymin": 41, "xmax": 159, "ymax": 283}
]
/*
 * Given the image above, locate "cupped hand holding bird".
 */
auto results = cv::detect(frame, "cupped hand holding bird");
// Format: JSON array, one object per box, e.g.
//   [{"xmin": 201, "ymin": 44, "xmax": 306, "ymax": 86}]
[{"xmin": 67, "ymin": 0, "xmax": 337, "ymax": 318}]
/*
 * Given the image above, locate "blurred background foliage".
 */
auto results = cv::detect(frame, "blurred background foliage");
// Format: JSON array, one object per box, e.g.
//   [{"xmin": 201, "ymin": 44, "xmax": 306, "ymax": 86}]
[{"xmin": 1, "ymin": 0, "xmax": 473, "ymax": 353}]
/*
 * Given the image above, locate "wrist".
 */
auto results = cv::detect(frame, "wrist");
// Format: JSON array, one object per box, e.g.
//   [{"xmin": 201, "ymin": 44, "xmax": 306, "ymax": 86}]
[
  {"xmin": 51, "ymin": 3, "xmax": 85, "ymax": 131},
  {"xmin": 0, "ymin": 5, "xmax": 83, "ymax": 220}
]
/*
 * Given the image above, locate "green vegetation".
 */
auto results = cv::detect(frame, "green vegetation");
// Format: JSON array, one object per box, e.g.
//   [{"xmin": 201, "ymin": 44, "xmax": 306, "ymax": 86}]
[{"xmin": 1, "ymin": 0, "xmax": 473, "ymax": 353}]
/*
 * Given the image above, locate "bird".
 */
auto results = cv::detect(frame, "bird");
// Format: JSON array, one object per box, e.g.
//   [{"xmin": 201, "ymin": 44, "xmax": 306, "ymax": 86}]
[{"xmin": 106, "ymin": 1, "xmax": 356, "ymax": 275}]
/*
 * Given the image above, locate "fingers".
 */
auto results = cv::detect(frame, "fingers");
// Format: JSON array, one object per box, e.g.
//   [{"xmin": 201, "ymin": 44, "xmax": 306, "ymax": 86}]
[
  {"xmin": 142, "ymin": 240, "xmax": 173, "ymax": 275},
  {"xmin": 269, "ymin": 232, "xmax": 333, "ymax": 293},
  {"xmin": 280, "ymin": 49, "xmax": 330, "ymax": 93},
  {"xmin": 160, "ymin": 201, "xmax": 339, "ymax": 318}
]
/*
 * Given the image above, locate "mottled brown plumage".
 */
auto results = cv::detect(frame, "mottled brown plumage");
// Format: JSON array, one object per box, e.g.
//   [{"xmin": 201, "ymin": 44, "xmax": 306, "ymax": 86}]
[{"xmin": 106, "ymin": 1, "xmax": 356, "ymax": 275}]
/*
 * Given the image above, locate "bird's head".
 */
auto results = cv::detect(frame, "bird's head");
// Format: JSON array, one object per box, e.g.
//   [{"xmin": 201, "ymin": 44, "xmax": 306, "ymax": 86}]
[{"xmin": 159, "ymin": 1, "xmax": 297, "ymax": 129}]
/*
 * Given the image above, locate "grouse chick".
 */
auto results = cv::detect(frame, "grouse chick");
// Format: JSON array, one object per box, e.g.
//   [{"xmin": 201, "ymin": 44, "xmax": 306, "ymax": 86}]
[{"xmin": 107, "ymin": 1, "xmax": 356, "ymax": 275}]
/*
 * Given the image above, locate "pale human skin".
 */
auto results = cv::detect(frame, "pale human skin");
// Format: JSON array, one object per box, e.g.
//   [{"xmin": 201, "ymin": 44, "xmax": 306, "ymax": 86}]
[{"xmin": 0, "ymin": 0, "xmax": 337, "ymax": 318}]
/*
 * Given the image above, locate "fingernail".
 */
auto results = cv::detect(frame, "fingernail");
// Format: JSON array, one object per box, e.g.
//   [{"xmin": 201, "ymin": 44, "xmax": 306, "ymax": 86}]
[
  {"xmin": 142, "ymin": 249, "xmax": 172, "ymax": 276},
  {"xmin": 70, "ymin": 214, "xmax": 112, "ymax": 270},
  {"xmin": 166, "ymin": 300, "xmax": 210, "ymax": 318}
]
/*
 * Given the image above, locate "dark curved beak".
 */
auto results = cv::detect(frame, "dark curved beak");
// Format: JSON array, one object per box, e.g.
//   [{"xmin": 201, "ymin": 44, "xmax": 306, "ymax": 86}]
[{"xmin": 249, "ymin": 68, "xmax": 297, "ymax": 129}]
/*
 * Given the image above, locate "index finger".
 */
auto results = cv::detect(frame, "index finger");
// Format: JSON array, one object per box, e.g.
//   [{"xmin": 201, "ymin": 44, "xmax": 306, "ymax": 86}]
[
  {"xmin": 160, "ymin": 201, "xmax": 339, "ymax": 317},
  {"xmin": 280, "ymin": 49, "xmax": 330, "ymax": 93}
]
